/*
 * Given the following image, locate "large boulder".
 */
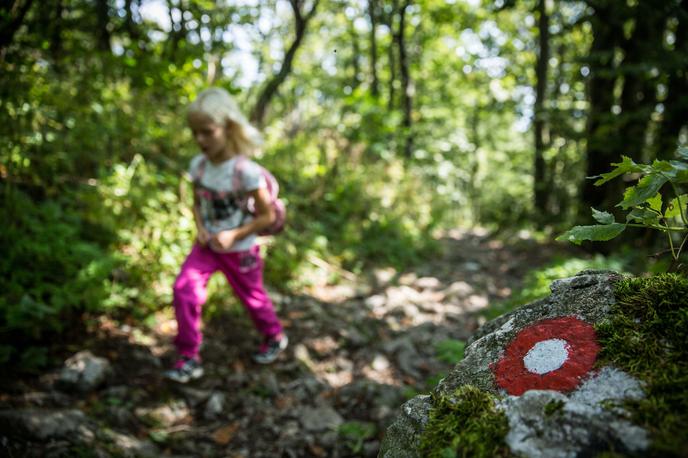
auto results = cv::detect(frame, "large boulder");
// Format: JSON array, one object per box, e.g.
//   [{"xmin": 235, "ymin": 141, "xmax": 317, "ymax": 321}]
[{"xmin": 379, "ymin": 270, "xmax": 660, "ymax": 457}]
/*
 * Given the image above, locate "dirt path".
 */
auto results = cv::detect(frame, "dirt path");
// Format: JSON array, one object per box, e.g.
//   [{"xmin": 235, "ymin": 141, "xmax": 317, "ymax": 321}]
[{"xmin": 1, "ymin": 229, "xmax": 568, "ymax": 457}]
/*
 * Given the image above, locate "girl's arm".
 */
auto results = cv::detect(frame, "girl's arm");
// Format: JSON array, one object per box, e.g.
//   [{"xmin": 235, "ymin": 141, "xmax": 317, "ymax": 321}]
[{"xmin": 210, "ymin": 188, "xmax": 275, "ymax": 250}]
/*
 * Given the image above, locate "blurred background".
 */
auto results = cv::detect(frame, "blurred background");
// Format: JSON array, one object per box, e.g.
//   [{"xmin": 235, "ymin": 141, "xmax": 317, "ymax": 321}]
[{"xmin": 1, "ymin": 0, "xmax": 686, "ymax": 370}]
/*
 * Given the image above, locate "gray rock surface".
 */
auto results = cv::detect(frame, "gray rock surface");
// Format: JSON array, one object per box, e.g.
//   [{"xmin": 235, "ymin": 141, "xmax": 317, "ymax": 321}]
[
  {"xmin": 56, "ymin": 350, "xmax": 111, "ymax": 392},
  {"xmin": 379, "ymin": 271, "xmax": 649, "ymax": 458},
  {"xmin": 300, "ymin": 405, "xmax": 345, "ymax": 432},
  {"xmin": 0, "ymin": 408, "xmax": 93, "ymax": 441}
]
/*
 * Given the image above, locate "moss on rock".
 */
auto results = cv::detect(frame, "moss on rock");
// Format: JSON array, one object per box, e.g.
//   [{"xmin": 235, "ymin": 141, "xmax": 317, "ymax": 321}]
[
  {"xmin": 597, "ymin": 273, "xmax": 688, "ymax": 457},
  {"xmin": 418, "ymin": 385, "xmax": 511, "ymax": 458}
]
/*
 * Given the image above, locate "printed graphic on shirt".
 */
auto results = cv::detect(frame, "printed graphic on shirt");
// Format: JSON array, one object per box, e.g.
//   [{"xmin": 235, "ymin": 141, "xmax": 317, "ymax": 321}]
[{"xmin": 189, "ymin": 154, "xmax": 266, "ymax": 252}]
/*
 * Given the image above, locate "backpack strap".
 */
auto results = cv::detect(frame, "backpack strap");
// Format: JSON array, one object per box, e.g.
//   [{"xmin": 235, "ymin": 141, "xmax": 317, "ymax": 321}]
[
  {"xmin": 192, "ymin": 156, "xmax": 207, "ymax": 185},
  {"xmin": 232, "ymin": 155, "xmax": 248, "ymax": 193}
]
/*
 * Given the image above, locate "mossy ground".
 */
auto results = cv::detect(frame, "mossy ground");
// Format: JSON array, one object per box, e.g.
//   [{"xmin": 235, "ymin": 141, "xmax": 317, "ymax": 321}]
[
  {"xmin": 597, "ymin": 273, "xmax": 688, "ymax": 457},
  {"xmin": 418, "ymin": 385, "xmax": 511, "ymax": 458}
]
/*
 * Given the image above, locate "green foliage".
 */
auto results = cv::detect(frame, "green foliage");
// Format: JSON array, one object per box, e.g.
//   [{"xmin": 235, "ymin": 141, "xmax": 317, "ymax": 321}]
[
  {"xmin": 338, "ymin": 421, "xmax": 377, "ymax": 454},
  {"xmin": 482, "ymin": 255, "xmax": 627, "ymax": 320},
  {"xmin": 0, "ymin": 190, "xmax": 125, "ymax": 368},
  {"xmin": 559, "ymin": 148, "xmax": 688, "ymax": 265},
  {"xmin": 435, "ymin": 339, "xmax": 466, "ymax": 365},
  {"xmin": 419, "ymin": 385, "xmax": 511, "ymax": 458},
  {"xmin": 597, "ymin": 274, "xmax": 688, "ymax": 457}
]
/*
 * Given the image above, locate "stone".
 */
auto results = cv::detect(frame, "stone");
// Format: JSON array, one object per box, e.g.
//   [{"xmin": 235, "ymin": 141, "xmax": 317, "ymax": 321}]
[
  {"xmin": 135, "ymin": 400, "xmax": 190, "ymax": 427},
  {"xmin": 0, "ymin": 408, "xmax": 93, "ymax": 441},
  {"xmin": 379, "ymin": 270, "xmax": 651, "ymax": 457},
  {"xmin": 99, "ymin": 429, "xmax": 159, "ymax": 457},
  {"xmin": 204, "ymin": 392, "xmax": 226, "ymax": 419},
  {"xmin": 300, "ymin": 406, "xmax": 344, "ymax": 432},
  {"xmin": 56, "ymin": 351, "xmax": 111, "ymax": 392}
]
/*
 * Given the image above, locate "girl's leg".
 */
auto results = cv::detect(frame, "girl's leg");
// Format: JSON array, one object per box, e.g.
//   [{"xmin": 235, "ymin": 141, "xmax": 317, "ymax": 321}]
[
  {"xmin": 173, "ymin": 244, "xmax": 219, "ymax": 358},
  {"xmin": 218, "ymin": 245, "xmax": 283, "ymax": 338}
]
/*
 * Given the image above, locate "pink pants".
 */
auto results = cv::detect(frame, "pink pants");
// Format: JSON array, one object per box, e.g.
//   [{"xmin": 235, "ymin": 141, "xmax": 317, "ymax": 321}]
[{"xmin": 172, "ymin": 244, "xmax": 283, "ymax": 359}]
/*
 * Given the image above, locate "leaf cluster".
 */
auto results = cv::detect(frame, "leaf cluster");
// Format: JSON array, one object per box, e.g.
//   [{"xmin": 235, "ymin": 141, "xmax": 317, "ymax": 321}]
[{"xmin": 558, "ymin": 147, "xmax": 688, "ymax": 266}]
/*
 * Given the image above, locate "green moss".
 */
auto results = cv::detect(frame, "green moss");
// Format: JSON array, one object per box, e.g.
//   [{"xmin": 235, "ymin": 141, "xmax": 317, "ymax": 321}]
[
  {"xmin": 596, "ymin": 273, "xmax": 688, "ymax": 457},
  {"xmin": 418, "ymin": 385, "xmax": 511, "ymax": 458}
]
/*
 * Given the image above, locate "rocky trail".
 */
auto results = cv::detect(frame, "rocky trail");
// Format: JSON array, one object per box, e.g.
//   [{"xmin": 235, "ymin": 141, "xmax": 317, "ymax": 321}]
[{"xmin": 1, "ymin": 229, "xmax": 570, "ymax": 457}]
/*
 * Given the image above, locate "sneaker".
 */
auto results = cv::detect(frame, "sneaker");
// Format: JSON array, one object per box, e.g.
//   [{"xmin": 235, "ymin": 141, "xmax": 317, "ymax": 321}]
[
  {"xmin": 253, "ymin": 334, "xmax": 288, "ymax": 364},
  {"xmin": 163, "ymin": 356, "xmax": 204, "ymax": 383}
]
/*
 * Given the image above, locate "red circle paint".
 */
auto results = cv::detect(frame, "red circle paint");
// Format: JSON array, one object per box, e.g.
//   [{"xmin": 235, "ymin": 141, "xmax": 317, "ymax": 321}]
[{"xmin": 492, "ymin": 316, "xmax": 600, "ymax": 396}]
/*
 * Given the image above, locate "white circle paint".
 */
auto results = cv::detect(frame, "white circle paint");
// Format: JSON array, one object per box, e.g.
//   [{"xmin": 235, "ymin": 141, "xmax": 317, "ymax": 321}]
[{"xmin": 523, "ymin": 338, "xmax": 570, "ymax": 375}]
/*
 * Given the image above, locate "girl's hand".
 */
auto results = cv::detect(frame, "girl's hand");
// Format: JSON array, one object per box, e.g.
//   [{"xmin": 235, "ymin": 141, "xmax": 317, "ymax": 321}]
[
  {"xmin": 209, "ymin": 229, "xmax": 239, "ymax": 252},
  {"xmin": 197, "ymin": 227, "xmax": 212, "ymax": 246}
]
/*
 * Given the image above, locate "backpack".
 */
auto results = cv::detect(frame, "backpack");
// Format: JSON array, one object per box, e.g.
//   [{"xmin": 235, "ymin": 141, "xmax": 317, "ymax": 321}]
[{"xmin": 194, "ymin": 155, "xmax": 286, "ymax": 236}]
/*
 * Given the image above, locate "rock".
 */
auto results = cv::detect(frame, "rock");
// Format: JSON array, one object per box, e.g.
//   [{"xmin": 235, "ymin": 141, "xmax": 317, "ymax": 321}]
[
  {"xmin": 414, "ymin": 277, "xmax": 441, "ymax": 290},
  {"xmin": 380, "ymin": 271, "xmax": 652, "ymax": 457},
  {"xmin": 0, "ymin": 408, "xmax": 93, "ymax": 441},
  {"xmin": 445, "ymin": 281, "xmax": 473, "ymax": 299},
  {"xmin": 177, "ymin": 386, "xmax": 212, "ymax": 407},
  {"xmin": 135, "ymin": 400, "xmax": 190, "ymax": 427},
  {"xmin": 56, "ymin": 351, "xmax": 111, "ymax": 392},
  {"xmin": 300, "ymin": 406, "xmax": 344, "ymax": 432},
  {"xmin": 500, "ymin": 372, "xmax": 649, "ymax": 458},
  {"xmin": 21, "ymin": 391, "xmax": 71, "ymax": 407},
  {"xmin": 378, "ymin": 396, "xmax": 431, "ymax": 458},
  {"xmin": 99, "ymin": 429, "xmax": 159, "ymax": 457},
  {"xmin": 204, "ymin": 392, "xmax": 226, "ymax": 419}
]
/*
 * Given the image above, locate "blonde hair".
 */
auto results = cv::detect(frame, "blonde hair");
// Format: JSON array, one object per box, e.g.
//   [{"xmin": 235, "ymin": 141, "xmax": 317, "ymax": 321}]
[{"xmin": 187, "ymin": 87, "xmax": 263, "ymax": 155}]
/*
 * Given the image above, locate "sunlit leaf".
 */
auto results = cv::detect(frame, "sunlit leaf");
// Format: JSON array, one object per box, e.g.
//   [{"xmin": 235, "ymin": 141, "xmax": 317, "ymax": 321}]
[
  {"xmin": 647, "ymin": 193, "xmax": 663, "ymax": 213},
  {"xmin": 557, "ymin": 224, "xmax": 626, "ymax": 245},
  {"xmin": 665, "ymin": 195, "xmax": 688, "ymax": 219},
  {"xmin": 593, "ymin": 156, "xmax": 644, "ymax": 186},
  {"xmin": 618, "ymin": 174, "xmax": 669, "ymax": 209}
]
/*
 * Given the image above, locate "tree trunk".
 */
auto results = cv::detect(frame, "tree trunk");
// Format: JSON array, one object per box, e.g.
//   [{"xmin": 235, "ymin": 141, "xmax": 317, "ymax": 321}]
[
  {"xmin": 617, "ymin": 1, "xmax": 667, "ymax": 163},
  {"xmin": 50, "ymin": 0, "xmax": 63, "ymax": 67},
  {"xmin": 250, "ymin": 0, "xmax": 319, "ymax": 128},
  {"xmin": 581, "ymin": 1, "xmax": 622, "ymax": 216},
  {"xmin": 0, "ymin": 0, "xmax": 34, "ymax": 58},
  {"xmin": 396, "ymin": 0, "xmax": 413, "ymax": 159},
  {"xmin": 533, "ymin": 0, "xmax": 550, "ymax": 224},
  {"xmin": 95, "ymin": 0, "xmax": 111, "ymax": 52},
  {"xmin": 349, "ymin": 18, "xmax": 361, "ymax": 89},
  {"xmin": 657, "ymin": 0, "xmax": 688, "ymax": 160},
  {"xmin": 368, "ymin": 0, "xmax": 379, "ymax": 97},
  {"xmin": 387, "ymin": 1, "xmax": 397, "ymax": 111}
]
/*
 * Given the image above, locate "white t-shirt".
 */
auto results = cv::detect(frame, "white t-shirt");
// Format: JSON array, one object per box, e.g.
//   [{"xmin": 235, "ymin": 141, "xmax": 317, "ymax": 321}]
[{"xmin": 189, "ymin": 154, "xmax": 266, "ymax": 252}]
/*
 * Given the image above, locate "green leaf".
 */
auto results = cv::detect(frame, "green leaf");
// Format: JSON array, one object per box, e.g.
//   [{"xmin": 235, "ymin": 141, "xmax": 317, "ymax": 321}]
[
  {"xmin": 591, "ymin": 208, "xmax": 615, "ymax": 224},
  {"xmin": 665, "ymin": 195, "xmax": 688, "ymax": 219},
  {"xmin": 593, "ymin": 156, "xmax": 644, "ymax": 186},
  {"xmin": 674, "ymin": 169, "xmax": 688, "ymax": 184},
  {"xmin": 650, "ymin": 160, "xmax": 674, "ymax": 172},
  {"xmin": 647, "ymin": 193, "xmax": 663, "ymax": 213},
  {"xmin": 557, "ymin": 224, "xmax": 627, "ymax": 245},
  {"xmin": 618, "ymin": 174, "xmax": 669, "ymax": 209},
  {"xmin": 626, "ymin": 208, "xmax": 659, "ymax": 225}
]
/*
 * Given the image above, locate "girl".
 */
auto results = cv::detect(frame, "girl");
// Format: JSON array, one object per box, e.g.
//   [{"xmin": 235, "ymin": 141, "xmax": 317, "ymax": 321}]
[{"xmin": 164, "ymin": 87, "xmax": 287, "ymax": 383}]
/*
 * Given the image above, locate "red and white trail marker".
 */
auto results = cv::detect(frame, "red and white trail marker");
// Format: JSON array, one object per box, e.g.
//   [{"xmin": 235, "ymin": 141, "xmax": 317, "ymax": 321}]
[{"xmin": 492, "ymin": 316, "xmax": 600, "ymax": 396}]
